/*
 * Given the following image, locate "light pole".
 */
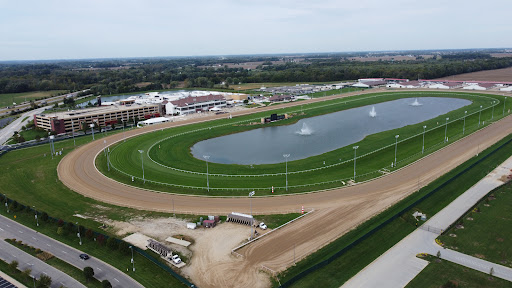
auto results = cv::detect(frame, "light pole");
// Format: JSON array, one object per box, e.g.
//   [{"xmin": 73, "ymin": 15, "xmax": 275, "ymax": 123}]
[
  {"xmin": 394, "ymin": 135, "xmax": 399, "ymax": 168},
  {"xmin": 103, "ymin": 140, "xmax": 107, "ymax": 156},
  {"xmin": 49, "ymin": 135, "xmax": 55, "ymax": 159},
  {"xmin": 444, "ymin": 117, "xmax": 449, "ymax": 142},
  {"xmin": 4, "ymin": 194, "xmax": 9, "ymax": 213},
  {"xmin": 283, "ymin": 154, "xmax": 290, "ymax": 191},
  {"xmin": 491, "ymin": 101, "xmax": 495, "ymax": 119},
  {"xmin": 89, "ymin": 123, "xmax": 95, "ymax": 140},
  {"xmin": 203, "ymin": 155, "xmax": 210, "ymax": 192},
  {"xmin": 422, "ymin": 126, "xmax": 426, "ymax": 154},
  {"xmin": 129, "ymin": 245, "xmax": 135, "ymax": 272},
  {"xmin": 33, "ymin": 206, "xmax": 39, "ymax": 227},
  {"xmin": 107, "ymin": 147, "xmax": 110, "ymax": 172},
  {"xmin": 463, "ymin": 111, "xmax": 467, "ymax": 135},
  {"xmin": 138, "ymin": 150, "xmax": 145, "ymax": 183},
  {"xmin": 33, "ymin": 275, "xmax": 36, "ymax": 288},
  {"xmin": 76, "ymin": 222, "xmax": 82, "ymax": 245},
  {"xmin": 249, "ymin": 191, "xmax": 255, "ymax": 240},
  {"xmin": 504, "ymin": 96, "xmax": 507, "ymax": 116},
  {"xmin": 478, "ymin": 105, "xmax": 482, "ymax": 126},
  {"xmin": 353, "ymin": 146, "xmax": 358, "ymax": 181}
]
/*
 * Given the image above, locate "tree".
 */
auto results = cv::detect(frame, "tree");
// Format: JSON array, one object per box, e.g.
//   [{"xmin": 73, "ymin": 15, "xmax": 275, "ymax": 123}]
[
  {"xmin": 57, "ymin": 226, "xmax": 64, "ymax": 236},
  {"xmin": 8, "ymin": 260, "xmax": 18, "ymax": 273},
  {"xmin": 40, "ymin": 212, "xmax": 49, "ymax": 222},
  {"xmin": 106, "ymin": 237, "xmax": 118, "ymax": 250},
  {"xmin": 118, "ymin": 240, "xmax": 131, "ymax": 255},
  {"xmin": 102, "ymin": 280, "xmax": 112, "ymax": 288},
  {"xmin": 85, "ymin": 229, "xmax": 94, "ymax": 239},
  {"xmin": 97, "ymin": 234, "xmax": 105, "ymax": 246},
  {"xmin": 22, "ymin": 268, "xmax": 32, "ymax": 279},
  {"xmin": 83, "ymin": 266, "xmax": 94, "ymax": 283},
  {"xmin": 37, "ymin": 274, "xmax": 52, "ymax": 288}
]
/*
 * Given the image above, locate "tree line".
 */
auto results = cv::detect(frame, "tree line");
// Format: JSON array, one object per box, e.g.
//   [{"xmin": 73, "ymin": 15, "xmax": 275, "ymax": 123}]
[{"xmin": 1, "ymin": 53, "xmax": 511, "ymax": 95}]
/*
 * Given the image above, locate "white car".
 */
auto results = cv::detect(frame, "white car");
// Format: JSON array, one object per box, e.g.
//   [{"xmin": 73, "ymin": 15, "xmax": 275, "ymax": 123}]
[
  {"xmin": 259, "ymin": 222, "xmax": 267, "ymax": 230},
  {"xmin": 171, "ymin": 254, "xmax": 182, "ymax": 264}
]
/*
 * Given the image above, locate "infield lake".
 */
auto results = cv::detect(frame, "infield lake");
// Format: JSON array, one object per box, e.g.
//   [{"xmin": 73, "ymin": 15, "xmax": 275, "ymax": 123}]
[{"xmin": 191, "ymin": 97, "xmax": 471, "ymax": 165}]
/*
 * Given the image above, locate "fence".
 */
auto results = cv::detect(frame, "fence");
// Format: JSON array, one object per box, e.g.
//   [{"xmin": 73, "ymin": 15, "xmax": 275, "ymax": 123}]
[{"xmin": 278, "ymin": 134, "xmax": 512, "ymax": 287}]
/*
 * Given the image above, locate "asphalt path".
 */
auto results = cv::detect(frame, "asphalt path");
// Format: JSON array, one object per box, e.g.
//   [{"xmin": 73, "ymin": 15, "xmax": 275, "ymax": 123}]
[
  {"xmin": 0, "ymin": 240, "xmax": 85, "ymax": 288},
  {"xmin": 0, "ymin": 215, "xmax": 143, "ymax": 288}
]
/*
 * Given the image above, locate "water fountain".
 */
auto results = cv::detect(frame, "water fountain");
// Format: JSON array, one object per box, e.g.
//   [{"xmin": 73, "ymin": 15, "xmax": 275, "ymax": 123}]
[
  {"xmin": 369, "ymin": 106, "xmax": 377, "ymax": 117},
  {"xmin": 410, "ymin": 98, "xmax": 422, "ymax": 106},
  {"xmin": 297, "ymin": 122, "xmax": 313, "ymax": 135}
]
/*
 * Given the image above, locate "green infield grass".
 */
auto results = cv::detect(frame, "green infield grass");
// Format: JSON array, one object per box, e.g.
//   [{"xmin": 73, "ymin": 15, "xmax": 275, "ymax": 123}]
[{"xmin": 100, "ymin": 91, "xmax": 510, "ymax": 196}]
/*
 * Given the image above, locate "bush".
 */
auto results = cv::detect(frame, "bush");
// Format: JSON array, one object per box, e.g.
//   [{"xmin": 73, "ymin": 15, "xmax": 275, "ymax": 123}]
[
  {"xmin": 85, "ymin": 229, "xmax": 94, "ymax": 240},
  {"xmin": 57, "ymin": 227, "xmax": 64, "ymax": 236},
  {"xmin": 36, "ymin": 274, "xmax": 52, "ymax": 288},
  {"xmin": 106, "ymin": 238, "xmax": 118, "ymax": 250},
  {"xmin": 57, "ymin": 219, "xmax": 64, "ymax": 227},
  {"xmin": 102, "ymin": 280, "xmax": 112, "ymax": 288},
  {"xmin": 83, "ymin": 266, "xmax": 94, "ymax": 283},
  {"xmin": 64, "ymin": 222, "xmax": 74, "ymax": 232},
  {"xmin": 40, "ymin": 212, "xmax": 49, "ymax": 222},
  {"xmin": 118, "ymin": 240, "xmax": 131, "ymax": 255},
  {"xmin": 8, "ymin": 260, "xmax": 18, "ymax": 273},
  {"xmin": 97, "ymin": 234, "xmax": 105, "ymax": 246}
]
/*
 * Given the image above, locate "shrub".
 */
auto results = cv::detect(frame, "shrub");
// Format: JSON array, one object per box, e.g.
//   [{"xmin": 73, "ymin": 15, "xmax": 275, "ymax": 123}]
[
  {"xmin": 64, "ymin": 222, "xmax": 74, "ymax": 232},
  {"xmin": 83, "ymin": 266, "xmax": 94, "ymax": 283},
  {"xmin": 106, "ymin": 238, "xmax": 118, "ymax": 250},
  {"xmin": 8, "ymin": 260, "xmax": 18, "ymax": 273},
  {"xmin": 85, "ymin": 229, "xmax": 94, "ymax": 240},
  {"xmin": 57, "ymin": 219, "xmax": 64, "ymax": 227},
  {"xmin": 97, "ymin": 234, "xmax": 105, "ymax": 246},
  {"xmin": 102, "ymin": 280, "xmax": 112, "ymax": 288},
  {"xmin": 40, "ymin": 212, "xmax": 49, "ymax": 222},
  {"xmin": 36, "ymin": 274, "xmax": 52, "ymax": 288},
  {"xmin": 57, "ymin": 227, "xmax": 64, "ymax": 236},
  {"xmin": 118, "ymin": 240, "xmax": 131, "ymax": 255}
]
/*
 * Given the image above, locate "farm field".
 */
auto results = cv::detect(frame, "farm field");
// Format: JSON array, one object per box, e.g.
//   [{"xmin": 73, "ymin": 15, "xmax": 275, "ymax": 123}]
[
  {"xmin": 0, "ymin": 90, "xmax": 66, "ymax": 108},
  {"xmin": 435, "ymin": 66, "xmax": 512, "ymax": 82},
  {"xmin": 102, "ymin": 91, "xmax": 508, "ymax": 196}
]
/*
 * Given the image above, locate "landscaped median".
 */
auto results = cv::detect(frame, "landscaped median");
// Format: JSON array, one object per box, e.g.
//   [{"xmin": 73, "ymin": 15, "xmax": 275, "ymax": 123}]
[{"xmin": 274, "ymin": 131, "xmax": 512, "ymax": 287}]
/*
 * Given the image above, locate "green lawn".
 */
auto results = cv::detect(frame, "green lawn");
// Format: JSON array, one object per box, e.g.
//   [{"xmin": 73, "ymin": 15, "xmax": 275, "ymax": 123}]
[
  {"xmin": 438, "ymin": 181, "xmax": 512, "ymax": 268},
  {"xmin": 18, "ymin": 128, "xmax": 48, "ymax": 141},
  {"xmin": 277, "ymin": 132, "xmax": 512, "ymax": 288},
  {"xmin": 0, "ymin": 91, "xmax": 67, "ymax": 108},
  {"xmin": 101, "ymin": 91, "xmax": 509, "ymax": 196},
  {"xmin": 406, "ymin": 255, "xmax": 512, "ymax": 288}
]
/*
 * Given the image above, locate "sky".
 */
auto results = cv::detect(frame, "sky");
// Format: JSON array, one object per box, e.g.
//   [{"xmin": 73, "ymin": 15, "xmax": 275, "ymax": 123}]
[{"xmin": 1, "ymin": 0, "xmax": 511, "ymax": 61}]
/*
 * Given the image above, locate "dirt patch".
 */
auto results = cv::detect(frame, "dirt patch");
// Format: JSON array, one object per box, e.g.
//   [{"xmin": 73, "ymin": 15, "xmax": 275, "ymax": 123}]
[{"xmin": 107, "ymin": 216, "xmax": 270, "ymax": 287}]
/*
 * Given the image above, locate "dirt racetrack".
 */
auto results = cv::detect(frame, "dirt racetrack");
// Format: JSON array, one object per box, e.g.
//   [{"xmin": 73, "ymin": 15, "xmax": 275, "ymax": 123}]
[{"xmin": 58, "ymin": 90, "xmax": 512, "ymax": 287}]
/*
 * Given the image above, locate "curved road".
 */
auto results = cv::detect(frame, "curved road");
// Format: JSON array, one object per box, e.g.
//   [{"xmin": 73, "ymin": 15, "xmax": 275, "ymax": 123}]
[{"xmin": 57, "ymin": 90, "xmax": 512, "ymax": 287}]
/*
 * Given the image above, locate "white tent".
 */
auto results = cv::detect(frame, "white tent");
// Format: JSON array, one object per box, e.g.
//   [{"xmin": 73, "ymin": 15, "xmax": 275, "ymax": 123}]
[
  {"xmin": 137, "ymin": 117, "xmax": 170, "ymax": 127},
  {"xmin": 463, "ymin": 85, "xmax": 486, "ymax": 91},
  {"xmin": 500, "ymin": 86, "xmax": 512, "ymax": 92},
  {"xmin": 428, "ymin": 83, "xmax": 450, "ymax": 89},
  {"xmin": 209, "ymin": 106, "xmax": 222, "ymax": 111},
  {"xmin": 352, "ymin": 83, "xmax": 370, "ymax": 88}
]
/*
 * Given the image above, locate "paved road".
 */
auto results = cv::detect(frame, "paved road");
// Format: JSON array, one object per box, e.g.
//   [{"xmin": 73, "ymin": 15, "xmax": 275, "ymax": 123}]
[
  {"xmin": 0, "ymin": 215, "xmax": 143, "ymax": 288},
  {"xmin": 343, "ymin": 155, "xmax": 512, "ymax": 287},
  {"xmin": 0, "ymin": 106, "xmax": 49, "ymax": 145},
  {"xmin": 0, "ymin": 240, "xmax": 85, "ymax": 288}
]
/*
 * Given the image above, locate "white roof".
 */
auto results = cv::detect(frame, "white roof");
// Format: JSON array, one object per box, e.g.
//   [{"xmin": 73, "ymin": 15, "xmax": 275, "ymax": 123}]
[
  {"xmin": 140, "ymin": 117, "xmax": 169, "ymax": 125},
  {"xmin": 500, "ymin": 86, "xmax": 512, "ymax": 91},
  {"xmin": 352, "ymin": 83, "xmax": 370, "ymax": 88},
  {"xmin": 210, "ymin": 107, "xmax": 222, "ymax": 111}
]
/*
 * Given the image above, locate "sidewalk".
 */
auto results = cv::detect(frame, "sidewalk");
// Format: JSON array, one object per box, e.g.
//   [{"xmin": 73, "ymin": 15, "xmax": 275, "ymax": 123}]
[{"xmin": 343, "ymin": 155, "xmax": 512, "ymax": 288}]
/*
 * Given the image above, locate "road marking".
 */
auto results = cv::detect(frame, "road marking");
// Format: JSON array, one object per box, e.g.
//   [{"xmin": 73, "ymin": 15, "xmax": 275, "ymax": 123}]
[
  {"xmin": 43, "ymin": 272, "xmax": 47, "ymax": 275},
  {"xmin": 46, "ymin": 244, "xmax": 51, "ymax": 247},
  {"xmin": 62, "ymin": 251, "xmax": 67, "ymax": 254},
  {"xmin": 0, "ymin": 228, "xmax": 3, "ymax": 231},
  {"xmin": 18, "ymin": 230, "xmax": 23, "ymax": 233},
  {"xmin": 5, "ymin": 224, "xmax": 9, "ymax": 227},
  {"xmin": 97, "ymin": 268, "xmax": 102, "ymax": 271},
  {"xmin": 114, "ymin": 278, "xmax": 119, "ymax": 282},
  {"xmin": 60, "ymin": 282, "xmax": 65, "ymax": 285},
  {"xmin": 32, "ymin": 237, "xmax": 36, "ymax": 240}
]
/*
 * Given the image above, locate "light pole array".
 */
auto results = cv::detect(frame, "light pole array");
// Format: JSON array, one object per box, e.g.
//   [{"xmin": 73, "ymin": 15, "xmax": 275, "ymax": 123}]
[
  {"xmin": 33, "ymin": 206, "xmax": 39, "ymax": 227},
  {"xmin": 463, "ymin": 111, "xmax": 467, "ymax": 135},
  {"xmin": 76, "ymin": 222, "xmax": 82, "ymax": 245},
  {"xmin": 138, "ymin": 150, "xmax": 145, "ymax": 183},
  {"xmin": 129, "ymin": 245, "xmax": 135, "ymax": 272},
  {"xmin": 283, "ymin": 154, "xmax": 290, "ymax": 191},
  {"xmin": 353, "ymin": 146, "xmax": 358, "ymax": 181},
  {"xmin": 444, "ymin": 117, "xmax": 449, "ymax": 142},
  {"xmin": 249, "ymin": 191, "xmax": 255, "ymax": 240},
  {"xmin": 422, "ymin": 126, "xmax": 426, "ymax": 154},
  {"xmin": 394, "ymin": 135, "xmax": 399, "ymax": 168},
  {"xmin": 478, "ymin": 105, "xmax": 482, "ymax": 126},
  {"xmin": 203, "ymin": 155, "xmax": 210, "ymax": 192}
]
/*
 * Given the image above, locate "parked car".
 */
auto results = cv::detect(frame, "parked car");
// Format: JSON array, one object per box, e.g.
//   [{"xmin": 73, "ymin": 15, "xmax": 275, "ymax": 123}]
[
  {"xmin": 259, "ymin": 222, "xmax": 267, "ymax": 230},
  {"xmin": 79, "ymin": 253, "xmax": 90, "ymax": 260},
  {"xmin": 171, "ymin": 254, "xmax": 182, "ymax": 264}
]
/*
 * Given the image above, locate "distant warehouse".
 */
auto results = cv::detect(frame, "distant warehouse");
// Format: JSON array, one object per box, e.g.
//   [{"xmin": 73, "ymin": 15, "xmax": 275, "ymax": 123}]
[{"xmin": 34, "ymin": 103, "xmax": 162, "ymax": 134}]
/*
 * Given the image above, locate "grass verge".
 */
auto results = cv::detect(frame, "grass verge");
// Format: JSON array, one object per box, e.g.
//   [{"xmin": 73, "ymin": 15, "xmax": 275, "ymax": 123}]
[{"xmin": 405, "ymin": 255, "xmax": 512, "ymax": 288}]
